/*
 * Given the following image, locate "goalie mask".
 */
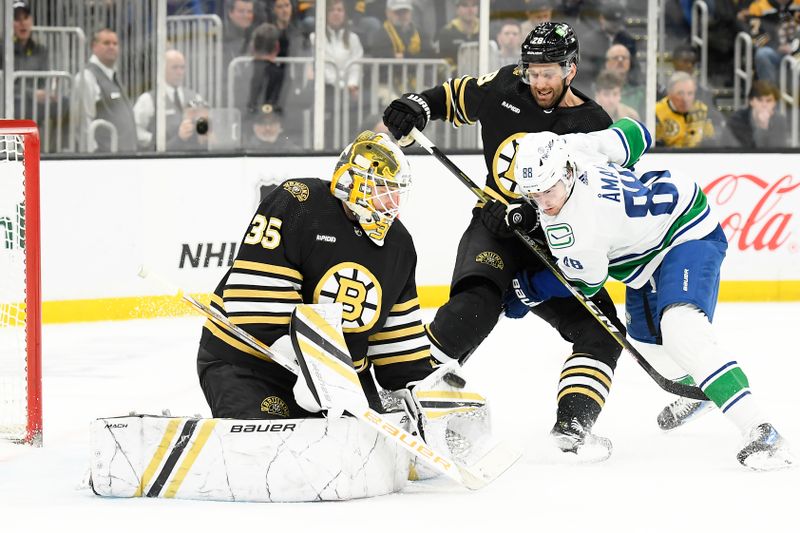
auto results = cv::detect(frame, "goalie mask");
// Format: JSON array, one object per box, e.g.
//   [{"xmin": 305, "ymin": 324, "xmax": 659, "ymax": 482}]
[
  {"xmin": 514, "ymin": 132, "xmax": 577, "ymax": 215},
  {"xmin": 331, "ymin": 131, "xmax": 412, "ymax": 246}
]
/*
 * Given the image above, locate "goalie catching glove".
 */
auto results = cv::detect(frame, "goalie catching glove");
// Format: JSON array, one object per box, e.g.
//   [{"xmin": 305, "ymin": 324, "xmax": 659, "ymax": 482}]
[
  {"xmin": 480, "ymin": 199, "xmax": 539, "ymax": 239},
  {"xmin": 383, "ymin": 93, "xmax": 431, "ymax": 146}
]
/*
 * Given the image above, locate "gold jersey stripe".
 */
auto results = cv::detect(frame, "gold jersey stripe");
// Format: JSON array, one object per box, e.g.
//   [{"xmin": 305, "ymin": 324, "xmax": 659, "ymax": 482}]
[
  {"xmin": 457, "ymin": 76, "xmax": 475, "ymax": 125},
  {"xmin": 203, "ymin": 319, "xmax": 274, "ymax": 362},
  {"xmin": 369, "ymin": 324, "xmax": 424, "ymax": 341},
  {"xmin": 134, "ymin": 418, "xmax": 182, "ymax": 497},
  {"xmin": 391, "ymin": 298, "xmax": 420, "ymax": 313},
  {"xmin": 560, "ymin": 367, "xmax": 612, "ymax": 389},
  {"xmin": 163, "ymin": 419, "xmax": 219, "ymax": 498},
  {"xmin": 557, "ymin": 386, "xmax": 605, "ymax": 408},
  {"xmin": 229, "ymin": 315, "xmax": 291, "ymax": 325},
  {"xmin": 210, "ymin": 293, "xmax": 224, "ymax": 307},
  {"xmin": 352, "ymin": 357, "xmax": 368, "ymax": 372},
  {"xmin": 223, "ymin": 288, "xmax": 303, "ymax": 300},
  {"xmin": 371, "ymin": 349, "xmax": 430, "ymax": 366},
  {"xmin": 232, "ymin": 260, "xmax": 302, "ymax": 281}
]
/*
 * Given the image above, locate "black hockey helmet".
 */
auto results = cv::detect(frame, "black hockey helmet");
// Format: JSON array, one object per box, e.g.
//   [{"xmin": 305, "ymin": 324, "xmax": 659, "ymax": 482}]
[{"xmin": 520, "ymin": 22, "xmax": 579, "ymax": 68}]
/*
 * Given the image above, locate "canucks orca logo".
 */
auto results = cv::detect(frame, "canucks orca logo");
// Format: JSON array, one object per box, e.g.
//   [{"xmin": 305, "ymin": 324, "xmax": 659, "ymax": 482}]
[
  {"xmin": 313, "ymin": 262, "xmax": 382, "ymax": 332},
  {"xmin": 492, "ymin": 133, "xmax": 528, "ymax": 199}
]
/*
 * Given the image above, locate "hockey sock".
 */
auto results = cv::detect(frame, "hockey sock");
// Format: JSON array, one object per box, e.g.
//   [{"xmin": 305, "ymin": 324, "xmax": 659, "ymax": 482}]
[
  {"xmin": 661, "ymin": 304, "xmax": 767, "ymax": 434},
  {"xmin": 556, "ymin": 352, "xmax": 615, "ymax": 428}
]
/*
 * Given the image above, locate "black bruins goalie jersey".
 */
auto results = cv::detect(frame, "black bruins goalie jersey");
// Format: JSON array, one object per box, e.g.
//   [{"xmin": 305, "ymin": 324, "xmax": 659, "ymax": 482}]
[
  {"xmin": 420, "ymin": 64, "xmax": 612, "ymax": 202},
  {"xmin": 198, "ymin": 178, "xmax": 433, "ymax": 392}
]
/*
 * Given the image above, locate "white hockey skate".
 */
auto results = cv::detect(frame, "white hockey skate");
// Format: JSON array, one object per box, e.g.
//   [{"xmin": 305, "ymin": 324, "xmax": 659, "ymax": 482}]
[
  {"xmin": 656, "ymin": 397, "xmax": 714, "ymax": 431},
  {"xmin": 737, "ymin": 423, "xmax": 796, "ymax": 471},
  {"xmin": 550, "ymin": 418, "xmax": 612, "ymax": 463}
]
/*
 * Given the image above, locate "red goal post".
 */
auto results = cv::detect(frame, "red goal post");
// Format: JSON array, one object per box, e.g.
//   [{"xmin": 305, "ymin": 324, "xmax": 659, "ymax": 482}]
[{"xmin": 0, "ymin": 120, "xmax": 42, "ymax": 446}]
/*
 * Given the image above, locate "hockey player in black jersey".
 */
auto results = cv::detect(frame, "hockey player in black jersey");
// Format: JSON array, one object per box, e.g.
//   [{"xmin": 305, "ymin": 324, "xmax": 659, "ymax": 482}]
[
  {"xmin": 197, "ymin": 131, "xmax": 436, "ymax": 419},
  {"xmin": 383, "ymin": 22, "xmax": 626, "ymax": 460}
]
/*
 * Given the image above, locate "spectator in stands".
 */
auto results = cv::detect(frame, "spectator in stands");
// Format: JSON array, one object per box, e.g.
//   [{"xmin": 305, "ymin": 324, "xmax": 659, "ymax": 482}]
[
  {"xmin": 593, "ymin": 69, "xmax": 640, "ymax": 121},
  {"xmin": 659, "ymin": 43, "xmax": 716, "ymax": 110},
  {"xmin": 436, "ymin": 0, "xmax": 479, "ymax": 74},
  {"xmin": 519, "ymin": 0, "xmax": 554, "ymax": 38},
  {"xmin": 223, "ymin": 0, "xmax": 256, "ymax": 66},
  {"xmin": 367, "ymin": 0, "xmax": 433, "ymax": 59},
  {"xmin": 747, "ymin": 0, "xmax": 800, "ymax": 85},
  {"xmin": 244, "ymin": 104, "xmax": 302, "ymax": 152},
  {"xmin": 724, "ymin": 79, "xmax": 788, "ymax": 148},
  {"xmin": 246, "ymin": 23, "xmax": 285, "ymax": 117},
  {"xmin": 0, "ymin": 1, "xmax": 49, "ymax": 117},
  {"xmin": 578, "ymin": 1, "xmax": 638, "ymax": 86},
  {"xmin": 310, "ymin": 0, "xmax": 363, "ymax": 100},
  {"xmin": 603, "ymin": 43, "xmax": 645, "ymax": 119},
  {"xmin": 491, "ymin": 19, "xmax": 522, "ymax": 70},
  {"xmin": 168, "ymin": 95, "xmax": 213, "ymax": 151},
  {"xmin": 133, "ymin": 49, "xmax": 203, "ymax": 150},
  {"xmin": 309, "ymin": 0, "xmax": 363, "ymax": 147},
  {"xmin": 270, "ymin": 0, "xmax": 310, "ymax": 59},
  {"xmin": 76, "ymin": 28, "xmax": 138, "ymax": 153},
  {"xmin": 655, "ymin": 71, "xmax": 716, "ymax": 148}
]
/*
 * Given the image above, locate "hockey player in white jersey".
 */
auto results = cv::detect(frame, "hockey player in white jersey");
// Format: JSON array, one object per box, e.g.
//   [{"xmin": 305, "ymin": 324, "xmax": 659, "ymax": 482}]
[{"xmin": 504, "ymin": 131, "xmax": 795, "ymax": 471}]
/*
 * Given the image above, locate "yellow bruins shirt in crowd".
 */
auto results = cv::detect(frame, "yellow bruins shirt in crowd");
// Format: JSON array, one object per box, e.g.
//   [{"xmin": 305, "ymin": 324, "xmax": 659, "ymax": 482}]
[
  {"xmin": 655, "ymin": 96, "xmax": 715, "ymax": 148},
  {"xmin": 198, "ymin": 178, "xmax": 433, "ymax": 393}
]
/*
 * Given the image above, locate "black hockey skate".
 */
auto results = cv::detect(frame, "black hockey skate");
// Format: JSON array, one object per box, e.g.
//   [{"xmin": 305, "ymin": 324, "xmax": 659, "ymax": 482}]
[
  {"xmin": 737, "ymin": 423, "xmax": 796, "ymax": 471},
  {"xmin": 550, "ymin": 418, "xmax": 612, "ymax": 463},
  {"xmin": 656, "ymin": 397, "xmax": 714, "ymax": 431}
]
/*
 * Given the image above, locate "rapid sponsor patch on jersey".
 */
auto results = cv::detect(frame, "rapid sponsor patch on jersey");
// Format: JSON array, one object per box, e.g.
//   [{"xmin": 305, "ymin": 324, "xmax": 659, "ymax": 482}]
[
  {"xmin": 283, "ymin": 180, "xmax": 310, "ymax": 201},
  {"xmin": 313, "ymin": 262, "xmax": 382, "ymax": 333},
  {"xmin": 475, "ymin": 251, "xmax": 504, "ymax": 269},
  {"xmin": 546, "ymin": 224, "xmax": 575, "ymax": 249}
]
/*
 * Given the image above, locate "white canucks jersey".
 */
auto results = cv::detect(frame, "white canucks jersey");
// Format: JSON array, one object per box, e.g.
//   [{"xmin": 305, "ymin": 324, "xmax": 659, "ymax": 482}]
[{"xmin": 539, "ymin": 163, "xmax": 720, "ymax": 295}]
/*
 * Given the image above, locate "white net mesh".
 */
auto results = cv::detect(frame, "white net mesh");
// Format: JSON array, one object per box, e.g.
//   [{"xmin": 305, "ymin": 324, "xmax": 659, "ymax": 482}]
[{"xmin": 0, "ymin": 134, "xmax": 30, "ymax": 442}]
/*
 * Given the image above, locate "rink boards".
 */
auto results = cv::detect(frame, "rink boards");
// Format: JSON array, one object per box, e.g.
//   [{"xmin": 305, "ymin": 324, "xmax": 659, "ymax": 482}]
[{"xmin": 32, "ymin": 152, "xmax": 800, "ymax": 322}]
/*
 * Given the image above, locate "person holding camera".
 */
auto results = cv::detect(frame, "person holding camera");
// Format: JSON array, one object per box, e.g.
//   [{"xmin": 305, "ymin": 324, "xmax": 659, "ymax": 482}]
[
  {"xmin": 167, "ymin": 96, "xmax": 212, "ymax": 152},
  {"xmin": 133, "ymin": 49, "xmax": 204, "ymax": 150}
]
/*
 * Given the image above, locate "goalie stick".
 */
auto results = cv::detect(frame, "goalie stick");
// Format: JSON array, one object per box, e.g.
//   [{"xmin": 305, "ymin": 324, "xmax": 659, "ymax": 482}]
[
  {"xmin": 407, "ymin": 128, "xmax": 708, "ymax": 401},
  {"xmin": 137, "ymin": 266, "xmax": 521, "ymax": 490}
]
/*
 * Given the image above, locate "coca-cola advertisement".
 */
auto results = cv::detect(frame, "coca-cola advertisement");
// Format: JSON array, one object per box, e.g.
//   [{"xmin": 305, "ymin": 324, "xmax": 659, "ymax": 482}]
[{"xmin": 640, "ymin": 154, "xmax": 800, "ymax": 283}]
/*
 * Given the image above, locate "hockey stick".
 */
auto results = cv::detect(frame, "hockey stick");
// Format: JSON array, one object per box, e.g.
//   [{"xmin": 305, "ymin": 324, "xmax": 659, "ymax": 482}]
[
  {"xmin": 408, "ymin": 128, "xmax": 708, "ymax": 401},
  {"xmin": 137, "ymin": 267, "xmax": 520, "ymax": 489}
]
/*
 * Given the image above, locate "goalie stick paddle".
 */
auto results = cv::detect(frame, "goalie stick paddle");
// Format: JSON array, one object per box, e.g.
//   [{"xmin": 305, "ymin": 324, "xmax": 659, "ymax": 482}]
[
  {"xmin": 136, "ymin": 267, "xmax": 520, "ymax": 490},
  {"xmin": 408, "ymin": 128, "xmax": 708, "ymax": 401}
]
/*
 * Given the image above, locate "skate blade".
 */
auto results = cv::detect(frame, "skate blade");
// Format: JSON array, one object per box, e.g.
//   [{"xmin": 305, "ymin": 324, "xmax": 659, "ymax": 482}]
[
  {"xmin": 553, "ymin": 437, "xmax": 612, "ymax": 463},
  {"xmin": 742, "ymin": 449, "xmax": 797, "ymax": 472},
  {"xmin": 657, "ymin": 401, "xmax": 714, "ymax": 432}
]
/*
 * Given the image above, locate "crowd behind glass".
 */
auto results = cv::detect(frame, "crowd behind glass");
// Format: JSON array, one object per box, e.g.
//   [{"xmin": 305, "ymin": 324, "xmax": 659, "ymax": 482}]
[{"xmin": 1, "ymin": 0, "xmax": 798, "ymax": 155}]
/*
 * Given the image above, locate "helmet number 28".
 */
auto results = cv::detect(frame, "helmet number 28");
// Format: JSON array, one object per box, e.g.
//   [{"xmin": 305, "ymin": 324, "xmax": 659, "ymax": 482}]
[{"xmin": 244, "ymin": 214, "xmax": 283, "ymax": 249}]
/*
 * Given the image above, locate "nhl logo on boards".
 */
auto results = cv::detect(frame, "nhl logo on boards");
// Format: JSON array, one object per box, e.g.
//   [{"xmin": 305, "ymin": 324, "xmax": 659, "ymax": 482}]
[
  {"xmin": 283, "ymin": 180, "xmax": 310, "ymax": 202},
  {"xmin": 475, "ymin": 251, "xmax": 504, "ymax": 270},
  {"xmin": 260, "ymin": 396, "xmax": 290, "ymax": 417}
]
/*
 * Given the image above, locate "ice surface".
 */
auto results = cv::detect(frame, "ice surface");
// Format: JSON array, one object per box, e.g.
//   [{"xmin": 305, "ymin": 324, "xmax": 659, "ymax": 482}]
[{"xmin": 2, "ymin": 304, "xmax": 798, "ymax": 532}]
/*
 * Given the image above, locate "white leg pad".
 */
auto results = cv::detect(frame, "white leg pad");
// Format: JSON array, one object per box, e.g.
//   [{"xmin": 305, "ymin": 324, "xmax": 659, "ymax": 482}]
[{"xmin": 89, "ymin": 414, "xmax": 411, "ymax": 502}]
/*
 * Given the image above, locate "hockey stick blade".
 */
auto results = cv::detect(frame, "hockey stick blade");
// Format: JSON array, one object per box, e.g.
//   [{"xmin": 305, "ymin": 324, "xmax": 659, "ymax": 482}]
[
  {"xmin": 454, "ymin": 440, "xmax": 523, "ymax": 490},
  {"xmin": 407, "ymin": 129, "xmax": 708, "ymax": 401}
]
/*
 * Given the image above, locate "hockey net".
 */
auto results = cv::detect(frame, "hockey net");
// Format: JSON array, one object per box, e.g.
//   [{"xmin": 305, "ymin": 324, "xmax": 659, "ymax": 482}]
[{"xmin": 0, "ymin": 121, "xmax": 42, "ymax": 446}]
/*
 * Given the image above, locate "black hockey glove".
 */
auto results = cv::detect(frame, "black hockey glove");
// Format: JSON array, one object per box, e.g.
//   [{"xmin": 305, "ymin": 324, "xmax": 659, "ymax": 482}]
[
  {"xmin": 505, "ymin": 199, "xmax": 539, "ymax": 234},
  {"xmin": 383, "ymin": 93, "xmax": 431, "ymax": 145},
  {"xmin": 480, "ymin": 199, "xmax": 515, "ymax": 238}
]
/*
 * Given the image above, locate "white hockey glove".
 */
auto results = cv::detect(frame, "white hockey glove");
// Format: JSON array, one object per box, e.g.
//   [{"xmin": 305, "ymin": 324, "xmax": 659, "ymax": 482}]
[
  {"xmin": 391, "ymin": 361, "xmax": 492, "ymax": 479},
  {"xmin": 273, "ymin": 334, "xmax": 324, "ymax": 415}
]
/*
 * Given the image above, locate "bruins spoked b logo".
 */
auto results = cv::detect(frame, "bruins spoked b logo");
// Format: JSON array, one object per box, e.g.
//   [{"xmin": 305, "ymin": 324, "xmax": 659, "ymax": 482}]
[{"xmin": 313, "ymin": 262, "xmax": 382, "ymax": 332}]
